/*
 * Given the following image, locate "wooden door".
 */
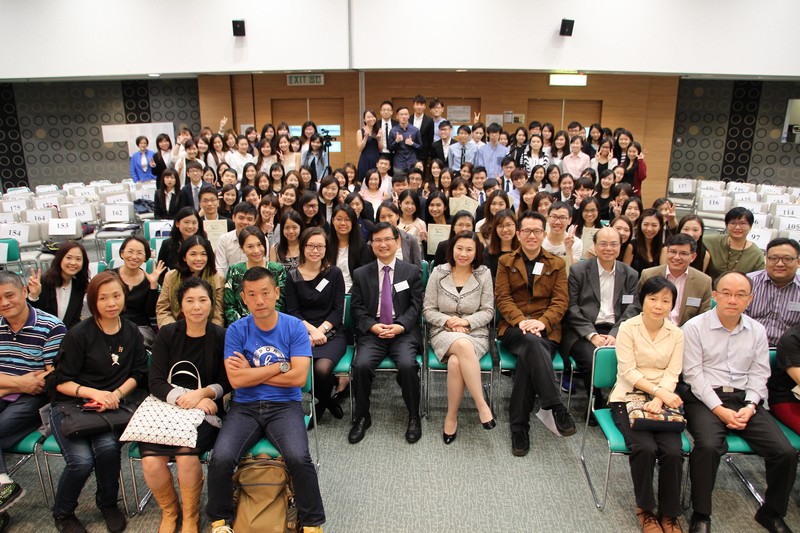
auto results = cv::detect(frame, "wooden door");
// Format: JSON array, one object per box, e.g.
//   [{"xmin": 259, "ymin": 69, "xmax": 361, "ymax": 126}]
[
  {"xmin": 308, "ymin": 98, "xmax": 345, "ymax": 170},
  {"xmin": 563, "ymin": 100, "xmax": 602, "ymax": 130},
  {"xmin": 528, "ymin": 99, "xmax": 564, "ymax": 130},
  {"xmin": 271, "ymin": 98, "xmax": 309, "ymax": 139}
]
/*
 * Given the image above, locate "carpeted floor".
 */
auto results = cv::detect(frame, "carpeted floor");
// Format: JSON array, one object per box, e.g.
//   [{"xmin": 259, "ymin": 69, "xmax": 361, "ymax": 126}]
[{"xmin": 3, "ymin": 371, "xmax": 799, "ymax": 532}]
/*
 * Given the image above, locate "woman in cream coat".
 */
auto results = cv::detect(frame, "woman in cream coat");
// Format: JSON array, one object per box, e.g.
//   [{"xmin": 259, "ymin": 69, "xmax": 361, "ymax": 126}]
[{"xmin": 423, "ymin": 231, "xmax": 495, "ymax": 445}]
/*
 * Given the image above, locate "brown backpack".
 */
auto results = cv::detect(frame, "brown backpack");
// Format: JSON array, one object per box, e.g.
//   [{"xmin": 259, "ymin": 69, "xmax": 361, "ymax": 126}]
[{"xmin": 232, "ymin": 454, "xmax": 298, "ymax": 532}]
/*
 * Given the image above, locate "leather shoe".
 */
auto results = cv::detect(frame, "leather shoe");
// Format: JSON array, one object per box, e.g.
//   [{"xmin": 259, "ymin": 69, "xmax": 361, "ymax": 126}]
[
  {"xmin": 332, "ymin": 385, "xmax": 350, "ymax": 402},
  {"xmin": 482, "ymin": 418, "xmax": 496, "ymax": 430},
  {"xmin": 442, "ymin": 431, "xmax": 457, "ymax": 445},
  {"xmin": 348, "ymin": 415, "xmax": 371, "ymax": 444},
  {"xmin": 689, "ymin": 515, "xmax": 711, "ymax": 533},
  {"xmin": 327, "ymin": 401, "xmax": 344, "ymax": 419},
  {"xmin": 511, "ymin": 431, "xmax": 529, "ymax": 457},
  {"xmin": 405, "ymin": 416, "xmax": 422, "ymax": 443},
  {"xmin": 755, "ymin": 505, "xmax": 793, "ymax": 533}
]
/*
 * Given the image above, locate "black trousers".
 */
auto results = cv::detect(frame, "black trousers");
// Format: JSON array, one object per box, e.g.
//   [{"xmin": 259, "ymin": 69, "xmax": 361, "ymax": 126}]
[
  {"xmin": 567, "ymin": 323, "xmax": 613, "ymax": 393},
  {"xmin": 352, "ymin": 331, "xmax": 420, "ymax": 419},
  {"xmin": 682, "ymin": 389, "xmax": 797, "ymax": 517},
  {"xmin": 502, "ymin": 327, "xmax": 562, "ymax": 432},
  {"xmin": 610, "ymin": 402, "xmax": 684, "ymax": 517}
]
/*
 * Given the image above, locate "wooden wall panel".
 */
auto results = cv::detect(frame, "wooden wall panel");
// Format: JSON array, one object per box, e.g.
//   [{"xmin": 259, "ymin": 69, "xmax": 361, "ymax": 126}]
[
  {"xmin": 641, "ymin": 76, "xmax": 680, "ymax": 202},
  {"xmin": 309, "ymin": 98, "xmax": 345, "ymax": 169},
  {"xmin": 563, "ymin": 100, "xmax": 602, "ymax": 131},
  {"xmin": 528, "ymin": 99, "xmax": 563, "ymax": 130},
  {"xmin": 198, "ymin": 75, "xmax": 232, "ymax": 133},
  {"xmin": 231, "ymin": 75, "xmax": 256, "ymax": 132}
]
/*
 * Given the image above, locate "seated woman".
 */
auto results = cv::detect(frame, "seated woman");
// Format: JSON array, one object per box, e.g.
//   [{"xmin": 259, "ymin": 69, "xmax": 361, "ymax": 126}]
[
  {"xmin": 27, "ymin": 241, "xmax": 89, "ymax": 329},
  {"xmin": 50, "ymin": 271, "xmax": 148, "ymax": 533},
  {"xmin": 156, "ymin": 235, "xmax": 224, "ymax": 327},
  {"xmin": 475, "ymin": 190, "xmax": 511, "ymax": 244},
  {"xmin": 623, "ymin": 208, "xmax": 664, "ymax": 275},
  {"xmin": 327, "ymin": 204, "xmax": 373, "ymax": 294},
  {"xmin": 344, "ymin": 192, "xmax": 375, "ymax": 240},
  {"xmin": 284, "ymin": 227, "xmax": 347, "ymax": 424},
  {"xmin": 157, "ymin": 207, "xmax": 206, "ymax": 271},
  {"xmin": 609, "ymin": 277, "xmax": 684, "ymax": 533},
  {"xmin": 432, "ymin": 211, "xmax": 475, "ymax": 266},
  {"xmin": 423, "ymin": 231, "xmax": 495, "ymax": 444},
  {"xmin": 676, "ymin": 215, "xmax": 710, "ymax": 273},
  {"xmin": 224, "ymin": 226, "xmax": 286, "ymax": 326},
  {"xmin": 483, "ymin": 209, "xmax": 518, "ymax": 279},
  {"xmin": 768, "ymin": 325, "xmax": 800, "ymax": 434},
  {"xmin": 113, "ymin": 235, "xmax": 166, "ymax": 347},
  {"xmin": 256, "ymin": 194, "xmax": 281, "ymax": 248},
  {"xmin": 143, "ymin": 277, "xmax": 232, "ymax": 533},
  {"xmin": 270, "ymin": 209, "xmax": 305, "ymax": 272},
  {"xmin": 704, "ymin": 206, "xmax": 765, "ymax": 280}
]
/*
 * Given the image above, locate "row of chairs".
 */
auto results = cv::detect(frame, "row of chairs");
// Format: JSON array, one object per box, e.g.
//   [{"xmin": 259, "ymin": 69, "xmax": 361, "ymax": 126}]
[{"xmin": 580, "ymin": 347, "xmax": 800, "ymax": 511}]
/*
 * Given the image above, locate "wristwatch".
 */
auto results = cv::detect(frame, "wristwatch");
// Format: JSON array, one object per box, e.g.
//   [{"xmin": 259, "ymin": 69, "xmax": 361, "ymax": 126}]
[
  {"xmin": 745, "ymin": 401, "xmax": 757, "ymax": 413},
  {"xmin": 279, "ymin": 361, "xmax": 290, "ymax": 374}
]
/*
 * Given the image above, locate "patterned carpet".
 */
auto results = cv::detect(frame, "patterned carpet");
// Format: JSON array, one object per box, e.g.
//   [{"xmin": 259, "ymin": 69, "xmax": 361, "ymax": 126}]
[{"xmin": 3, "ymin": 372, "xmax": 799, "ymax": 532}]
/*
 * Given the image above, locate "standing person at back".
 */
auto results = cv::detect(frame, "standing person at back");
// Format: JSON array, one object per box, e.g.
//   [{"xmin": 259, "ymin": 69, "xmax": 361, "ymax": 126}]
[
  {"xmin": 411, "ymin": 95, "xmax": 434, "ymax": 162},
  {"xmin": 475, "ymin": 123, "xmax": 510, "ymax": 181},
  {"xmin": 388, "ymin": 107, "xmax": 421, "ymax": 181}
]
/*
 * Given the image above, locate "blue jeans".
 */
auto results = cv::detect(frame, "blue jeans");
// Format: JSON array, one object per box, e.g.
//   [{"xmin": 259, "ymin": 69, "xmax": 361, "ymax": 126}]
[
  {"xmin": 50, "ymin": 405, "xmax": 123, "ymax": 517},
  {"xmin": 0, "ymin": 394, "xmax": 46, "ymax": 474},
  {"xmin": 206, "ymin": 401, "xmax": 325, "ymax": 527}
]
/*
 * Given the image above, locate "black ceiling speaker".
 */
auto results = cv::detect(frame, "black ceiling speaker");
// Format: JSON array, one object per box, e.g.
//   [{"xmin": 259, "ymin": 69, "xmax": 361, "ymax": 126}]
[
  {"xmin": 232, "ymin": 20, "xmax": 246, "ymax": 37},
  {"xmin": 560, "ymin": 19, "xmax": 574, "ymax": 36}
]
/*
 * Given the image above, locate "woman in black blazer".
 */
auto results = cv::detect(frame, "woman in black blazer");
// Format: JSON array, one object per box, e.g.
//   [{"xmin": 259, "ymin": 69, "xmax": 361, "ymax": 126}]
[
  {"xmin": 27, "ymin": 241, "xmax": 90, "ymax": 329},
  {"xmin": 151, "ymin": 133, "xmax": 174, "ymax": 188},
  {"xmin": 154, "ymin": 169, "xmax": 186, "ymax": 220}
]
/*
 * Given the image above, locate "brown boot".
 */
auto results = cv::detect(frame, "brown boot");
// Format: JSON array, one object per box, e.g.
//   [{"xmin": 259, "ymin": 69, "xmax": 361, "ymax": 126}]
[
  {"xmin": 637, "ymin": 507, "xmax": 664, "ymax": 533},
  {"xmin": 150, "ymin": 474, "xmax": 180, "ymax": 533},
  {"xmin": 659, "ymin": 514, "xmax": 683, "ymax": 533},
  {"xmin": 178, "ymin": 477, "xmax": 204, "ymax": 533}
]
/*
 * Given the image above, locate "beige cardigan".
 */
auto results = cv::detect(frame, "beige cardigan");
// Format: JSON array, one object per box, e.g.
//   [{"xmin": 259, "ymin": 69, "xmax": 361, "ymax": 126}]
[{"xmin": 155, "ymin": 270, "xmax": 225, "ymax": 328}]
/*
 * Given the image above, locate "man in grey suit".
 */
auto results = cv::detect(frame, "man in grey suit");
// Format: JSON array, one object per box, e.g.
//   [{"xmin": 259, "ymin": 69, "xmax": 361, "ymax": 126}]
[
  {"xmin": 562, "ymin": 227, "xmax": 639, "ymax": 415},
  {"xmin": 635, "ymin": 233, "xmax": 712, "ymax": 326}
]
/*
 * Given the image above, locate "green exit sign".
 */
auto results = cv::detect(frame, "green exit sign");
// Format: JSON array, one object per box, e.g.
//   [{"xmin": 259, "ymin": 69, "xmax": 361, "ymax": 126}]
[{"xmin": 287, "ymin": 74, "xmax": 325, "ymax": 86}]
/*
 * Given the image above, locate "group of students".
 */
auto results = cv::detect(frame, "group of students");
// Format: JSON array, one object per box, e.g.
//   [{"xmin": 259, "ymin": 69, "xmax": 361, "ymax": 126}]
[{"xmin": 1, "ymin": 107, "xmax": 796, "ymax": 532}]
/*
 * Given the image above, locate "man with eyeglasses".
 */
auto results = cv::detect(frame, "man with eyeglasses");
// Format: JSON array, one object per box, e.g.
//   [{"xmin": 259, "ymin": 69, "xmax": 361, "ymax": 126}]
[
  {"xmin": 496, "ymin": 211, "xmax": 576, "ymax": 457},
  {"xmin": 745, "ymin": 238, "xmax": 800, "ymax": 346},
  {"xmin": 542, "ymin": 202, "xmax": 582, "ymax": 269},
  {"xmin": 635, "ymin": 234, "xmax": 712, "ymax": 327},
  {"xmin": 348, "ymin": 223, "xmax": 423, "ymax": 444},
  {"xmin": 562, "ymin": 227, "xmax": 639, "ymax": 425},
  {"xmin": 681, "ymin": 270, "xmax": 797, "ymax": 533}
]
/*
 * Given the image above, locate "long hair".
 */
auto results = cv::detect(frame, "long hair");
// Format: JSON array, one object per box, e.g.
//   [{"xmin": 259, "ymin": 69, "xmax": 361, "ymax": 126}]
[
  {"xmin": 277, "ymin": 209, "xmax": 306, "ymax": 261},
  {"xmin": 633, "ymin": 208, "xmax": 664, "ymax": 263},
  {"xmin": 298, "ymin": 227, "xmax": 330, "ymax": 271},
  {"xmin": 176, "ymin": 235, "xmax": 216, "ymax": 279},
  {"xmin": 488, "ymin": 209, "xmax": 518, "ymax": 255},
  {"xmin": 43, "ymin": 241, "xmax": 90, "ymax": 290},
  {"xmin": 327, "ymin": 204, "xmax": 369, "ymax": 278}
]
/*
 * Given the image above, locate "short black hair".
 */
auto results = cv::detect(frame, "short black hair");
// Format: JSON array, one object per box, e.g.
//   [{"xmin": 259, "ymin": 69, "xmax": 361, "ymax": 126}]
[
  {"xmin": 391, "ymin": 174, "xmax": 408, "ymax": 185},
  {"xmin": 639, "ymin": 276, "xmax": 678, "ymax": 310},
  {"xmin": 447, "ymin": 231, "xmax": 483, "ymax": 269},
  {"xmin": 413, "ymin": 94, "xmax": 426, "ymax": 105},
  {"xmin": 528, "ymin": 121, "xmax": 542, "ymax": 130},
  {"xmin": 233, "ymin": 202, "xmax": 257, "ymax": 218},
  {"xmin": 185, "ymin": 160, "xmax": 203, "ymax": 172},
  {"xmin": 438, "ymin": 120, "xmax": 451, "ymax": 130},
  {"xmin": 766, "ymin": 237, "xmax": 800, "ymax": 255},
  {"xmin": 120, "ymin": 235, "xmax": 152, "ymax": 260},
  {"xmin": 198, "ymin": 186, "xmax": 218, "ymax": 201},
  {"xmin": 517, "ymin": 210, "xmax": 547, "ymax": 230},
  {"xmin": 0, "ymin": 271, "xmax": 24, "ymax": 290},
  {"xmin": 724, "ymin": 207, "xmax": 755, "ymax": 226},
  {"xmin": 457, "ymin": 125, "xmax": 472, "ymax": 135},
  {"xmin": 371, "ymin": 221, "xmax": 400, "ymax": 240},
  {"xmin": 487, "ymin": 123, "xmax": 503, "ymax": 134},
  {"xmin": 242, "ymin": 266, "xmax": 276, "ymax": 288},
  {"xmin": 666, "ymin": 233, "xmax": 697, "ymax": 253},
  {"xmin": 548, "ymin": 201, "xmax": 574, "ymax": 218},
  {"xmin": 176, "ymin": 276, "xmax": 214, "ymax": 314}
]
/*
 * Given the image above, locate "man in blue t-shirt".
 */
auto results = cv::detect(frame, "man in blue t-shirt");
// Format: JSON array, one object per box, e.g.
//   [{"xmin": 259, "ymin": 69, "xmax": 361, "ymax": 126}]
[{"xmin": 207, "ymin": 267, "xmax": 325, "ymax": 533}]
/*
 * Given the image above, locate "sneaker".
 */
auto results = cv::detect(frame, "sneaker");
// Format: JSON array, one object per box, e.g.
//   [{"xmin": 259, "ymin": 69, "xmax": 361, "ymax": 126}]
[
  {"xmin": 536, "ymin": 408, "xmax": 561, "ymax": 437},
  {"xmin": 560, "ymin": 374, "xmax": 576, "ymax": 393},
  {"xmin": 511, "ymin": 431, "xmax": 530, "ymax": 457},
  {"xmin": 211, "ymin": 519, "xmax": 234, "ymax": 533},
  {"xmin": 0, "ymin": 512, "xmax": 9, "ymax": 533},
  {"xmin": 554, "ymin": 406, "xmax": 577, "ymax": 436},
  {"xmin": 100, "ymin": 505, "xmax": 126, "ymax": 533},
  {"xmin": 0, "ymin": 482, "xmax": 24, "ymax": 512},
  {"xmin": 54, "ymin": 515, "xmax": 88, "ymax": 533}
]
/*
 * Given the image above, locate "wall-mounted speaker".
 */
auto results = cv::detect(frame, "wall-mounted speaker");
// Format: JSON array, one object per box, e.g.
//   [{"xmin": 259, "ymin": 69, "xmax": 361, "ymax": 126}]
[
  {"xmin": 560, "ymin": 19, "xmax": 574, "ymax": 36},
  {"xmin": 232, "ymin": 20, "xmax": 246, "ymax": 37}
]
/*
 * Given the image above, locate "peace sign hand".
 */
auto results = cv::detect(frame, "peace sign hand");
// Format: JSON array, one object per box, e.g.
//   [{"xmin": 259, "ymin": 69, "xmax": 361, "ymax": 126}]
[
  {"xmin": 27, "ymin": 267, "xmax": 42, "ymax": 299},
  {"xmin": 564, "ymin": 225, "xmax": 576, "ymax": 251}
]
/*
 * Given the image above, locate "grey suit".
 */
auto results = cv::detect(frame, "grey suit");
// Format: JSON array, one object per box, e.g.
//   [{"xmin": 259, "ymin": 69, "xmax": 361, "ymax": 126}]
[
  {"xmin": 635, "ymin": 265, "xmax": 712, "ymax": 326},
  {"xmin": 399, "ymin": 229, "xmax": 422, "ymax": 269},
  {"xmin": 561, "ymin": 259, "xmax": 639, "ymax": 392}
]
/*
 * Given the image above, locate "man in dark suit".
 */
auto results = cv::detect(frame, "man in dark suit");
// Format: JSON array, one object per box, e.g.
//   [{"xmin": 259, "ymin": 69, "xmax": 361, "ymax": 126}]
[
  {"xmin": 378, "ymin": 100, "xmax": 399, "ymax": 166},
  {"xmin": 634, "ymin": 233, "xmax": 712, "ymax": 326},
  {"xmin": 179, "ymin": 160, "xmax": 205, "ymax": 211},
  {"xmin": 349, "ymin": 222, "xmax": 423, "ymax": 444},
  {"xmin": 430, "ymin": 120, "xmax": 456, "ymax": 167},
  {"xmin": 411, "ymin": 95, "xmax": 434, "ymax": 162},
  {"xmin": 561, "ymin": 227, "xmax": 639, "ymax": 420}
]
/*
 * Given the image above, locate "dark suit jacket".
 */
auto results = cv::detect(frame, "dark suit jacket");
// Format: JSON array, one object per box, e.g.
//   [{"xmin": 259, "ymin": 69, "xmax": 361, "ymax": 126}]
[
  {"xmin": 154, "ymin": 189, "xmax": 186, "ymax": 220},
  {"xmin": 430, "ymin": 138, "xmax": 455, "ymax": 164},
  {"xmin": 635, "ymin": 265, "xmax": 712, "ymax": 326},
  {"xmin": 152, "ymin": 151, "xmax": 170, "ymax": 187},
  {"xmin": 350, "ymin": 259, "xmax": 422, "ymax": 345},
  {"xmin": 561, "ymin": 259, "xmax": 640, "ymax": 356},
  {"xmin": 413, "ymin": 114, "xmax": 434, "ymax": 160},
  {"xmin": 30, "ymin": 282, "xmax": 84, "ymax": 329},
  {"xmin": 179, "ymin": 182, "xmax": 204, "ymax": 211}
]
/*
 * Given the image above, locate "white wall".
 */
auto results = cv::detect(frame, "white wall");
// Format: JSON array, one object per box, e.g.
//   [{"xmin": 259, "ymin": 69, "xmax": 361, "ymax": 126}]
[
  {"xmin": 0, "ymin": 0, "xmax": 351, "ymax": 79},
  {"xmin": 1, "ymin": 0, "xmax": 799, "ymax": 79}
]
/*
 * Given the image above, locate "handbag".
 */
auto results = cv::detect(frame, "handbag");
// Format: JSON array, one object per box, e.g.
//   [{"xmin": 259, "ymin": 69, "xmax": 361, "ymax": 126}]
[
  {"xmin": 58, "ymin": 388, "xmax": 148, "ymax": 438},
  {"xmin": 120, "ymin": 361, "xmax": 207, "ymax": 448},
  {"xmin": 625, "ymin": 391, "xmax": 686, "ymax": 433}
]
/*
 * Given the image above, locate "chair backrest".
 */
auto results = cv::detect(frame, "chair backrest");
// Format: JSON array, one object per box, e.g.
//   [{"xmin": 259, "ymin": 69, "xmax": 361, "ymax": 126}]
[
  {"xmin": 144, "ymin": 219, "xmax": 173, "ymax": 240},
  {"xmin": 64, "ymin": 203, "xmax": 97, "ymax": 224},
  {"xmin": 0, "ymin": 223, "xmax": 31, "ymax": 244},
  {"xmin": 22, "ymin": 208, "xmax": 57, "ymax": 224},
  {"xmin": 343, "ymin": 293, "xmax": 354, "ymax": 330},
  {"xmin": 726, "ymin": 181, "xmax": 756, "ymax": 194},
  {"xmin": 0, "ymin": 238, "xmax": 21, "ymax": 262},
  {"xmin": 1, "ymin": 197, "xmax": 30, "ymax": 213},
  {"xmin": 421, "ymin": 259, "xmax": 429, "ymax": 288},
  {"xmin": 774, "ymin": 216, "xmax": 800, "ymax": 233},
  {"xmin": 770, "ymin": 203, "xmax": 800, "ymax": 219},
  {"xmin": 101, "ymin": 203, "xmax": 135, "ymax": 224},
  {"xmin": 668, "ymin": 178, "xmax": 696, "ymax": 195},
  {"xmin": 105, "ymin": 239, "xmax": 125, "ymax": 264},
  {"xmin": 0, "ymin": 212, "xmax": 19, "ymax": 224},
  {"xmin": 747, "ymin": 228, "xmax": 777, "ymax": 251},
  {"xmin": 731, "ymin": 191, "xmax": 759, "ymax": 203},
  {"xmin": 88, "ymin": 261, "xmax": 107, "ymax": 277},
  {"xmin": 48, "ymin": 217, "xmax": 83, "ymax": 240},
  {"xmin": 696, "ymin": 195, "xmax": 731, "ymax": 214},
  {"xmin": 591, "ymin": 347, "xmax": 618, "ymax": 389},
  {"xmin": 150, "ymin": 237, "xmax": 169, "ymax": 259},
  {"xmin": 762, "ymin": 193, "xmax": 794, "ymax": 205},
  {"xmin": 33, "ymin": 194, "xmax": 63, "ymax": 210},
  {"xmin": 757, "ymin": 183, "xmax": 787, "ymax": 195}
]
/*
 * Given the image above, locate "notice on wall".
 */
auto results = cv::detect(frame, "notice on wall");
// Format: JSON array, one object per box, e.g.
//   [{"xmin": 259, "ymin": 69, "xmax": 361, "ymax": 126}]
[
  {"xmin": 485, "ymin": 114, "xmax": 503, "ymax": 127},
  {"xmin": 447, "ymin": 105, "xmax": 471, "ymax": 123}
]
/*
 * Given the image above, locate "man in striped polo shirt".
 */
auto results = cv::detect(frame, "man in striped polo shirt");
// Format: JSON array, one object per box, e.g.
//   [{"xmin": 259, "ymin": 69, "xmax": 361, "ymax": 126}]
[
  {"xmin": 0, "ymin": 271, "xmax": 66, "ymax": 526},
  {"xmin": 745, "ymin": 237, "xmax": 800, "ymax": 346}
]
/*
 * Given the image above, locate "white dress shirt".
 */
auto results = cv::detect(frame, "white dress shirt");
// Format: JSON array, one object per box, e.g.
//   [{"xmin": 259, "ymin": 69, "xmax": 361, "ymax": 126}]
[{"xmin": 596, "ymin": 259, "xmax": 616, "ymax": 326}]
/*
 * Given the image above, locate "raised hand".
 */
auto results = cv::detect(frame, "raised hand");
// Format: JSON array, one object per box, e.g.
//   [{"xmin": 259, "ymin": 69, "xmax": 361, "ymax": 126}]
[
  {"xmin": 219, "ymin": 116, "xmax": 229, "ymax": 130},
  {"xmin": 27, "ymin": 267, "xmax": 42, "ymax": 299},
  {"xmin": 144, "ymin": 260, "xmax": 166, "ymax": 288}
]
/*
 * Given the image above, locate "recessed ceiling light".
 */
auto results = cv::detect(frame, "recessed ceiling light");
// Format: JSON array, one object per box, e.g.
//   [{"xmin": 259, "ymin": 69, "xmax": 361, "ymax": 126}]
[
  {"xmin": 549, "ymin": 74, "xmax": 587, "ymax": 86},
  {"xmin": 148, "ymin": 73, "xmax": 160, "ymax": 78},
  {"xmin": 456, "ymin": 69, "xmax": 468, "ymax": 72}
]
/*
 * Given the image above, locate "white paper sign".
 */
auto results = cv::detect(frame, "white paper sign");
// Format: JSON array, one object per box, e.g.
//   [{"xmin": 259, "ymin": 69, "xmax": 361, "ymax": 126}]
[
  {"xmin": 28, "ymin": 209, "xmax": 53, "ymax": 223},
  {"xmin": 702, "ymin": 197, "xmax": 725, "ymax": 211},
  {"xmin": 622, "ymin": 295, "xmax": 634, "ymax": 304},
  {"xmin": 106, "ymin": 193, "xmax": 130, "ymax": 204},
  {"xmin": 698, "ymin": 180, "xmax": 723, "ymax": 190},
  {"xmin": 735, "ymin": 201, "xmax": 763, "ymax": 213},
  {"xmin": 49, "ymin": 218, "xmax": 78, "ymax": 236},
  {"xmin": 0, "ymin": 224, "xmax": 30, "ymax": 242},
  {"xmin": 2, "ymin": 199, "xmax": 27, "ymax": 212},
  {"xmin": 759, "ymin": 184, "xmax": 786, "ymax": 195},
  {"xmin": 0, "ymin": 213, "xmax": 17, "ymax": 223},
  {"xmin": 34, "ymin": 196, "xmax": 60, "ymax": 209},
  {"xmin": 686, "ymin": 297, "xmax": 702, "ymax": 308},
  {"xmin": 733, "ymin": 192, "xmax": 758, "ymax": 202},
  {"xmin": 748, "ymin": 228, "xmax": 774, "ymax": 250},
  {"xmin": 778, "ymin": 217, "xmax": 800, "ymax": 231},
  {"xmin": 727, "ymin": 182, "xmax": 752, "ymax": 193},
  {"xmin": 671, "ymin": 179, "xmax": 693, "ymax": 193},
  {"xmin": 147, "ymin": 220, "xmax": 173, "ymax": 239},
  {"xmin": 74, "ymin": 187, "xmax": 96, "ymax": 197},
  {"xmin": 764, "ymin": 194, "xmax": 792, "ymax": 204},
  {"xmin": 774, "ymin": 204, "xmax": 800, "ymax": 218},
  {"xmin": 394, "ymin": 280, "xmax": 409, "ymax": 292},
  {"xmin": 66, "ymin": 205, "xmax": 93, "ymax": 223},
  {"xmin": 447, "ymin": 105, "xmax": 471, "ymax": 123},
  {"xmin": 751, "ymin": 213, "xmax": 769, "ymax": 228},
  {"xmin": 0, "ymin": 242, "xmax": 8, "ymax": 262},
  {"xmin": 101, "ymin": 184, "xmax": 126, "ymax": 193},
  {"xmin": 105, "ymin": 205, "xmax": 129, "ymax": 223}
]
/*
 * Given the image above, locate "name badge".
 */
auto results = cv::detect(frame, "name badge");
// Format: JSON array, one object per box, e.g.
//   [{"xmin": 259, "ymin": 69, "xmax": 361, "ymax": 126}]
[
  {"xmin": 315, "ymin": 279, "xmax": 329, "ymax": 292},
  {"xmin": 532, "ymin": 262, "xmax": 544, "ymax": 276},
  {"xmin": 621, "ymin": 295, "xmax": 634, "ymax": 304},
  {"xmin": 788, "ymin": 301, "xmax": 800, "ymax": 312},
  {"xmin": 394, "ymin": 280, "xmax": 410, "ymax": 292},
  {"xmin": 686, "ymin": 297, "xmax": 702, "ymax": 308}
]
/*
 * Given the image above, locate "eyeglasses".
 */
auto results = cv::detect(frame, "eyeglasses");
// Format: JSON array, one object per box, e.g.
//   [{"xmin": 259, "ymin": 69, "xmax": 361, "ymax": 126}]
[
  {"xmin": 304, "ymin": 204, "xmax": 319, "ymax": 210},
  {"xmin": 518, "ymin": 228, "xmax": 545, "ymax": 238},
  {"xmin": 715, "ymin": 291, "xmax": 751, "ymax": 301},
  {"xmin": 498, "ymin": 223, "xmax": 516, "ymax": 230},
  {"xmin": 200, "ymin": 197, "xmax": 218, "ymax": 204},
  {"xmin": 766, "ymin": 256, "xmax": 798, "ymax": 264},
  {"xmin": 372, "ymin": 237, "xmax": 397, "ymax": 245},
  {"xmin": 727, "ymin": 220, "xmax": 750, "ymax": 228},
  {"xmin": 667, "ymin": 249, "xmax": 693, "ymax": 258},
  {"xmin": 549, "ymin": 215, "xmax": 569, "ymax": 222},
  {"xmin": 596, "ymin": 242, "xmax": 620, "ymax": 249},
  {"xmin": 304, "ymin": 244, "xmax": 326, "ymax": 251}
]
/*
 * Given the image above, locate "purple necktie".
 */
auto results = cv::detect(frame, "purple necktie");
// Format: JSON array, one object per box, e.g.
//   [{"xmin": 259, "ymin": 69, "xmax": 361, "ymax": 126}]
[{"xmin": 380, "ymin": 265, "xmax": 392, "ymax": 325}]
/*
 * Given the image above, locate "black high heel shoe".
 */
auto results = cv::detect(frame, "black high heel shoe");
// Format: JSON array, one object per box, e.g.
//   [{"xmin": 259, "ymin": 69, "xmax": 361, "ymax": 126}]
[
  {"xmin": 442, "ymin": 431, "xmax": 457, "ymax": 445},
  {"xmin": 482, "ymin": 419, "xmax": 496, "ymax": 430}
]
